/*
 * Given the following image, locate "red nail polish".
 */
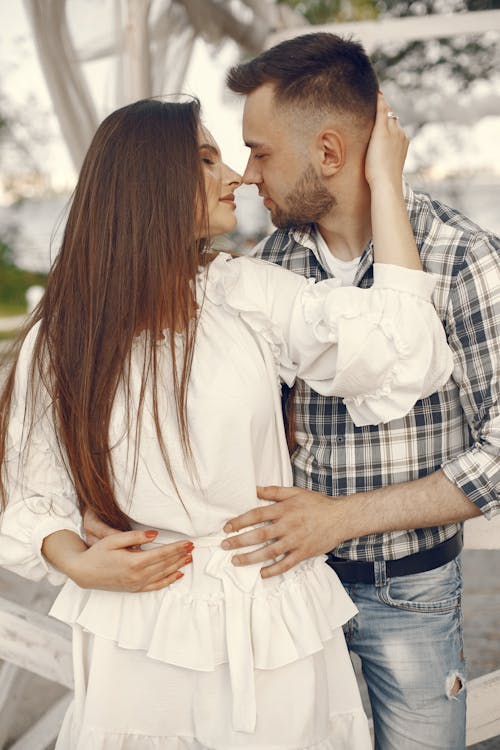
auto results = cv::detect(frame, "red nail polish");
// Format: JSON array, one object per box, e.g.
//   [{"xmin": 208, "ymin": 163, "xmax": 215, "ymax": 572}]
[
  {"xmin": 175, "ymin": 572, "xmax": 184, "ymax": 581},
  {"xmin": 184, "ymin": 555, "xmax": 193, "ymax": 565},
  {"xmin": 145, "ymin": 530, "xmax": 158, "ymax": 539},
  {"xmin": 184, "ymin": 541, "xmax": 194, "ymax": 552}
]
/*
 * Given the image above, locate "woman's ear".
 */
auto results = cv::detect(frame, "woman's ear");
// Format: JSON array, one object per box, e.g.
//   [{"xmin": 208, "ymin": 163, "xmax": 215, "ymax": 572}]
[{"xmin": 316, "ymin": 129, "xmax": 345, "ymax": 176}]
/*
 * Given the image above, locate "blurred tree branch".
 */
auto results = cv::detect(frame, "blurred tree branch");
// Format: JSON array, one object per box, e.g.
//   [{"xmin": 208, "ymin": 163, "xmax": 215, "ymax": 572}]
[{"xmin": 22, "ymin": 0, "xmax": 500, "ymax": 171}]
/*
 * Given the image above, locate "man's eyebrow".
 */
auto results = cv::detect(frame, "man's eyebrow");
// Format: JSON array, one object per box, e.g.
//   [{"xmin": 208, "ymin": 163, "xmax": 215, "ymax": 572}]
[
  {"xmin": 244, "ymin": 141, "xmax": 268, "ymax": 150},
  {"xmin": 199, "ymin": 143, "xmax": 220, "ymax": 156}
]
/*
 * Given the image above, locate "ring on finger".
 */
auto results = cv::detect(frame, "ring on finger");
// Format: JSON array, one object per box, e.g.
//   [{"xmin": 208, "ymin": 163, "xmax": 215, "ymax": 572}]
[{"xmin": 387, "ymin": 111, "xmax": 399, "ymax": 120}]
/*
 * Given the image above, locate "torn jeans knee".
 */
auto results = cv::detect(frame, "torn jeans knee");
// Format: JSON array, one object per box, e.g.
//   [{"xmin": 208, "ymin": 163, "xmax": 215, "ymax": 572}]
[{"xmin": 446, "ymin": 671, "xmax": 466, "ymax": 700}]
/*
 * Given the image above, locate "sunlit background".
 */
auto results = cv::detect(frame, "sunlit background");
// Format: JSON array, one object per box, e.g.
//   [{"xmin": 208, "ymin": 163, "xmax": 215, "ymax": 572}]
[
  {"xmin": 0, "ymin": 6, "xmax": 499, "ymax": 748},
  {"xmin": 0, "ymin": 0, "xmax": 499, "ymax": 282}
]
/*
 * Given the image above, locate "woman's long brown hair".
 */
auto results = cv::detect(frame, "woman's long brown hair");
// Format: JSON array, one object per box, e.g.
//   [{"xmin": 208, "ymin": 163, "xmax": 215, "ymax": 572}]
[{"xmin": 0, "ymin": 98, "xmax": 210, "ymax": 529}]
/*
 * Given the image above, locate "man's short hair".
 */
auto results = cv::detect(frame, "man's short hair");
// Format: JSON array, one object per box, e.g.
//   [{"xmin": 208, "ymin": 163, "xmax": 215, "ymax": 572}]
[{"xmin": 227, "ymin": 32, "xmax": 378, "ymax": 126}]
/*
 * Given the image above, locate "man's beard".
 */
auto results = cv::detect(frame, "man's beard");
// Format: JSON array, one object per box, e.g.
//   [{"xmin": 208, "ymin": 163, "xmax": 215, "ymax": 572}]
[{"xmin": 270, "ymin": 164, "xmax": 336, "ymax": 229}]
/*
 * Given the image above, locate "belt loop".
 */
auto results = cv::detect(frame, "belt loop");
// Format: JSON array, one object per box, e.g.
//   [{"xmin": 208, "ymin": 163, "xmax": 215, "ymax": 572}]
[{"xmin": 374, "ymin": 560, "xmax": 387, "ymax": 587}]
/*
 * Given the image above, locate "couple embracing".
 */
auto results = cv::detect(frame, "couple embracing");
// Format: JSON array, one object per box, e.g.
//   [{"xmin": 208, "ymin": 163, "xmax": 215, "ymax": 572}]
[{"xmin": 0, "ymin": 32, "xmax": 498, "ymax": 750}]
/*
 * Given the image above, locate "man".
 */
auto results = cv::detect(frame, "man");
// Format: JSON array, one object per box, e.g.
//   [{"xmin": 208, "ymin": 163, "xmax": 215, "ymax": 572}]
[{"xmin": 219, "ymin": 32, "xmax": 500, "ymax": 749}]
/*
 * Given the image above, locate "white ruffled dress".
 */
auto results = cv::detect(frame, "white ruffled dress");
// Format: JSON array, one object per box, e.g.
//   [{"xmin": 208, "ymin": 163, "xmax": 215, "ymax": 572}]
[{"xmin": 0, "ymin": 254, "xmax": 453, "ymax": 750}]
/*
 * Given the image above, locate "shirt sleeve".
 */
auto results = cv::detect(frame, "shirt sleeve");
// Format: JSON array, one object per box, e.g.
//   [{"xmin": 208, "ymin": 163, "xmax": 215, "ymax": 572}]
[
  {"xmin": 226, "ymin": 257, "xmax": 453, "ymax": 426},
  {"xmin": 440, "ymin": 233, "xmax": 500, "ymax": 519},
  {"xmin": 0, "ymin": 325, "xmax": 82, "ymax": 585}
]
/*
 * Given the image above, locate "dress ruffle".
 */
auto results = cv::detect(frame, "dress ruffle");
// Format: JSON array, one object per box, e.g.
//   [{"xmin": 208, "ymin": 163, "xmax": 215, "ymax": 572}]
[
  {"xmin": 202, "ymin": 253, "xmax": 297, "ymax": 384},
  {"xmin": 68, "ymin": 709, "xmax": 370, "ymax": 750},
  {"xmin": 50, "ymin": 551, "xmax": 356, "ymax": 673},
  {"xmin": 301, "ymin": 280, "xmax": 408, "ymax": 352},
  {"xmin": 301, "ymin": 280, "xmax": 410, "ymax": 408},
  {"xmin": 51, "ymin": 546, "xmax": 357, "ymax": 734}
]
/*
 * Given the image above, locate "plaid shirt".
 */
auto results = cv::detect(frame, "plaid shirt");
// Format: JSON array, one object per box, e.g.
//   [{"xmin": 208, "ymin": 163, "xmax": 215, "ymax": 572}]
[{"xmin": 253, "ymin": 183, "xmax": 500, "ymax": 561}]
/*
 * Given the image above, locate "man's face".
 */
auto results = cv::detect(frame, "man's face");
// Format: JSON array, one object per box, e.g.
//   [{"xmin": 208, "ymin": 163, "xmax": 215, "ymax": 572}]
[{"xmin": 241, "ymin": 83, "xmax": 334, "ymax": 229}]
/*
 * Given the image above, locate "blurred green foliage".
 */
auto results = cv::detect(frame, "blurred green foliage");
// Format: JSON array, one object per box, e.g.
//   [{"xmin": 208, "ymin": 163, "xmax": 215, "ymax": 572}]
[
  {"xmin": 278, "ymin": 0, "xmax": 500, "ymax": 94},
  {"xmin": 277, "ymin": 0, "xmax": 378, "ymax": 21},
  {"xmin": 0, "ymin": 240, "xmax": 46, "ymax": 314}
]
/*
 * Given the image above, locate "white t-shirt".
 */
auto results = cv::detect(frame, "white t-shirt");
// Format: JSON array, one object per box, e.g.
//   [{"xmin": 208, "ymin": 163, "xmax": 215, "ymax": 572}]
[{"xmin": 314, "ymin": 227, "xmax": 361, "ymax": 286}]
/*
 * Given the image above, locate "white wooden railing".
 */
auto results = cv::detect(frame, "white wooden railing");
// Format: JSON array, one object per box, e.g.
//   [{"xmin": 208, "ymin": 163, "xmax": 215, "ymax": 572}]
[
  {"xmin": 0, "ymin": 595, "xmax": 72, "ymax": 750},
  {"xmin": 0, "ymin": 516, "xmax": 499, "ymax": 749},
  {"xmin": 462, "ymin": 514, "xmax": 500, "ymax": 745}
]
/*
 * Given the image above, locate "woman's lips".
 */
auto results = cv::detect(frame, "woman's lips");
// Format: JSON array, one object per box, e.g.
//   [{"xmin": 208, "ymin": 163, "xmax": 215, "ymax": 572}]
[{"xmin": 219, "ymin": 193, "xmax": 236, "ymax": 208}]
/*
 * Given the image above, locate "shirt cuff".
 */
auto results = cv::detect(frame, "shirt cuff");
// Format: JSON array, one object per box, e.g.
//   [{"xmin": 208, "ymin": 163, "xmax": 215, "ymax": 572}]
[{"xmin": 441, "ymin": 447, "xmax": 500, "ymax": 520}]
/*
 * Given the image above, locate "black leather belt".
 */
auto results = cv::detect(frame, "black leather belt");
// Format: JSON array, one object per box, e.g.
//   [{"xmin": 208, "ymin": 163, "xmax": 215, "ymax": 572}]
[{"xmin": 327, "ymin": 532, "xmax": 463, "ymax": 584}]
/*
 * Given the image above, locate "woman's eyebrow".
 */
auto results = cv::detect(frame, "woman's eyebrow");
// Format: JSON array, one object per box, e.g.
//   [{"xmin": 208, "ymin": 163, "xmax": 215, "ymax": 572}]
[{"xmin": 199, "ymin": 143, "xmax": 220, "ymax": 157}]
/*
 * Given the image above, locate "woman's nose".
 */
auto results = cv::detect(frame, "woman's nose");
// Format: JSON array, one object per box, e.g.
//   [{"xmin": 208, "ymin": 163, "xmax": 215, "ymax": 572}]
[{"xmin": 225, "ymin": 165, "xmax": 242, "ymax": 188}]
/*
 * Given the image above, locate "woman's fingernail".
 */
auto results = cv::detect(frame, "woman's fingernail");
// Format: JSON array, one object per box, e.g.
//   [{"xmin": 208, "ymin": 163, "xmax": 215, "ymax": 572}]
[
  {"xmin": 221, "ymin": 540, "xmax": 230, "ymax": 550},
  {"xmin": 145, "ymin": 530, "xmax": 158, "ymax": 539},
  {"xmin": 184, "ymin": 541, "xmax": 194, "ymax": 552},
  {"xmin": 175, "ymin": 572, "xmax": 184, "ymax": 581},
  {"xmin": 184, "ymin": 555, "xmax": 193, "ymax": 565},
  {"xmin": 223, "ymin": 522, "xmax": 233, "ymax": 533},
  {"xmin": 232, "ymin": 555, "xmax": 241, "ymax": 566}
]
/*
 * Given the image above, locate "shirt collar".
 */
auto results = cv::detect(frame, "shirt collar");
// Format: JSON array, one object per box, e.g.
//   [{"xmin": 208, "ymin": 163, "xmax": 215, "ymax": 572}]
[
  {"xmin": 287, "ymin": 223, "xmax": 372, "ymax": 279},
  {"xmin": 287, "ymin": 224, "xmax": 317, "ymax": 252}
]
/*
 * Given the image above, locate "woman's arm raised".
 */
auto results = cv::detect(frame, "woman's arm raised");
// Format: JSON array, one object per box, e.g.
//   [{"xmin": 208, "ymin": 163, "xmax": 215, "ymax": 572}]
[{"xmin": 365, "ymin": 92, "xmax": 422, "ymax": 271}]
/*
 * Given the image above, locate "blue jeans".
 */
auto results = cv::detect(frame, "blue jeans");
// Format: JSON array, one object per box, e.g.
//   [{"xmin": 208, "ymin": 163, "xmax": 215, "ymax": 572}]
[{"xmin": 341, "ymin": 557, "xmax": 466, "ymax": 750}]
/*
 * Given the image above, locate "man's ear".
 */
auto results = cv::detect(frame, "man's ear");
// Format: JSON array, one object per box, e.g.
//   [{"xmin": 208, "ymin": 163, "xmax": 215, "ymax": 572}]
[{"xmin": 316, "ymin": 129, "xmax": 345, "ymax": 176}]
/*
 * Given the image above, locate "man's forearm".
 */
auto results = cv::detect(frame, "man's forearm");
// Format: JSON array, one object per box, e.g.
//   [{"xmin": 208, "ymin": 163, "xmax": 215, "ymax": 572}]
[
  {"xmin": 338, "ymin": 469, "xmax": 481, "ymax": 543},
  {"xmin": 221, "ymin": 469, "xmax": 482, "ymax": 577}
]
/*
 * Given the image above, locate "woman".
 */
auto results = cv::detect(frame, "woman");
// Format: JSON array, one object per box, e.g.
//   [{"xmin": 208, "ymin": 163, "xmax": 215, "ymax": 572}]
[{"xmin": 0, "ymin": 95, "xmax": 452, "ymax": 749}]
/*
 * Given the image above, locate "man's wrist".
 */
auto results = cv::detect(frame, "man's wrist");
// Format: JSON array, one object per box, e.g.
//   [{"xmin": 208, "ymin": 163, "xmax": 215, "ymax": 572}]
[
  {"xmin": 329, "ymin": 488, "xmax": 394, "ymax": 545},
  {"xmin": 328, "ymin": 494, "xmax": 365, "ymax": 547}
]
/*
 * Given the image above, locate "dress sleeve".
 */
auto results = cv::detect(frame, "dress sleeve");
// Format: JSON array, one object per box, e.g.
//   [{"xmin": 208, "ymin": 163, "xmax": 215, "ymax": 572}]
[
  {"xmin": 0, "ymin": 325, "xmax": 82, "ymax": 585},
  {"xmin": 208, "ymin": 255, "xmax": 453, "ymax": 426}
]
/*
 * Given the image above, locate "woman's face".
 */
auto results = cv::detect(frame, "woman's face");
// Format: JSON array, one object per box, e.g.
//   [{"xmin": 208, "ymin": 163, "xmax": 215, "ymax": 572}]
[{"xmin": 197, "ymin": 127, "xmax": 241, "ymax": 238}]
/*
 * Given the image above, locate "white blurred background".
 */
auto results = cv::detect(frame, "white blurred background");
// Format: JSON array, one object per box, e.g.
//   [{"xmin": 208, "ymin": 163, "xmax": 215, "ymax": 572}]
[{"xmin": 0, "ymin": 0, "xmax": 499, "ymax": 275}]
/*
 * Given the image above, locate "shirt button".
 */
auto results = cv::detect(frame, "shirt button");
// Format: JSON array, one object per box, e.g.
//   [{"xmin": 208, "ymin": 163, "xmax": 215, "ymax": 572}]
[{"xmin": 336, "ymin": 436, "xmax": 345, "ymax": 444}]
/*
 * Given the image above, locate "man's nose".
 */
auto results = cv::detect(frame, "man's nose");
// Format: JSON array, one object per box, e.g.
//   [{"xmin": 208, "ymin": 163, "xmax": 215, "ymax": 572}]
[{"xmin": 242, "ymin": 160, "xmax": 261, "ymax": 186}]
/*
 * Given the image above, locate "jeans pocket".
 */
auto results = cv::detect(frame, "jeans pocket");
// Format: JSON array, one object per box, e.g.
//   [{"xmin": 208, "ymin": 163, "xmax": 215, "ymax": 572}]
[{"xmin": 379, "ymin": 558, "xmax": 462, "ymax": 614}]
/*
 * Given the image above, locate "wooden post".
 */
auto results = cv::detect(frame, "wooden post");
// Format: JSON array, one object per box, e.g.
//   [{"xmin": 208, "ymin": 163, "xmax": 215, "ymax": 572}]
[
  {"xmin": 466, "ymin": 669, "xmax": 500, "ymax": 746},
  {"xmin": 124, "ymin": 0, "xmax": 152, "ymax": 101}
]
